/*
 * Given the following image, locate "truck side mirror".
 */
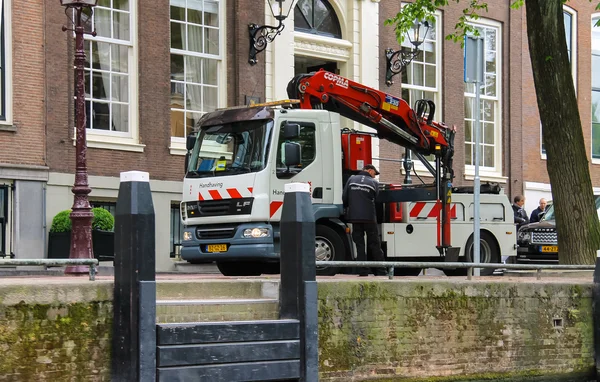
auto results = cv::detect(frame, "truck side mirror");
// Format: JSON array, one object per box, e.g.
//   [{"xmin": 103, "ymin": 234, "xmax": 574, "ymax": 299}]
[
  {"xmin": 282, "ymin": 123, "xmax": 300, "ymax": 139},
  {"xmin": 186, "ymin": 134, "xmax": 197, "ymax": 151},
  {"xmin": 281, "ymin": 142, "xmax": 301, "ymax": 168},
  {"xmin": 184, "ymin": 152, "xmax": 190, "ymax": 174}
]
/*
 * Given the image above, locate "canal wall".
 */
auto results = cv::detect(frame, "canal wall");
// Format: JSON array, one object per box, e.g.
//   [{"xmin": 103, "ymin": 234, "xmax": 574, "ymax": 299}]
[{"xmin": 0, "ymin": 278, "xmax": 594, "ymax": 381}]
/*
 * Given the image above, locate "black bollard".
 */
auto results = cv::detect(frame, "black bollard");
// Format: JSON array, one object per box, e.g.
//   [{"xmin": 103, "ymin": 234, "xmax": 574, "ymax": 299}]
[
  {"xmin": 594, "ymin": 251, "xmax": 600, "ymax": 378},
  {"xmin": 279, "ymin": 183, "xmax": 319, "ymax": 382},
  {"xmin": 112, "ymin": 171, "xmax": 156, "ymax": 382}
]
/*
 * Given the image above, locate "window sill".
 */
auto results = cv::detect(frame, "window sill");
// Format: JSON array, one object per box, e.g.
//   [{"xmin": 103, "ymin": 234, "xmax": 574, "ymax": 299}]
[
  {"xmin": 592, "ymin": 158, "xmax": 600, "ymax": 165},
  {"xmin": 0, "ymin": 124, "xmax": 16, "ymax": 132},
  {"xmin": 72, "ymin": 136, "xmax": 146, "ymax": 152},
  {"xmin": 464, "ymin": 172, "xmax": 508, "ymax": 183},
  {"xmin": 170, "ymin": 145, "xmax": 186, "ymax": 156}
]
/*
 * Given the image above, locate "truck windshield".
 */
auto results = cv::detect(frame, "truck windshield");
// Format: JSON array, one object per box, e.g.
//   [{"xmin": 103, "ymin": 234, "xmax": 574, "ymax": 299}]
[{"xmin": 187, "ymin": 120, "xmax": 273, "ymax": 178}]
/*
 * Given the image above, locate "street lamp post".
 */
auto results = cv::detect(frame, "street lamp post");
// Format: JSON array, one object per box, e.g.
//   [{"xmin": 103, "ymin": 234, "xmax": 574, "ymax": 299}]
[{"xmin": 60, "ymin": 0, "xmax": 98, "ymax": 274}]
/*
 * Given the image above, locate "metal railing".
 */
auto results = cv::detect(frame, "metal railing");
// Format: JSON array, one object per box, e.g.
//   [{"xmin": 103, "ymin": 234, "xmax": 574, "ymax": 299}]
[
  {"xmin": 0, "ymin": 259, "xmax": 99, "ymax": 281},
  {"xmin": 316, "ymin": 261, "xmax": 595, "ymax": 280}
]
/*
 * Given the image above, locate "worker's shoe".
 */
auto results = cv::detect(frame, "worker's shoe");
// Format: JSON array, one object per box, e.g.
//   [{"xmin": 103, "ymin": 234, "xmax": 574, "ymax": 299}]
[{"xmin": 358, "ymin": 268, "xmax": 370, "ymax": 277}]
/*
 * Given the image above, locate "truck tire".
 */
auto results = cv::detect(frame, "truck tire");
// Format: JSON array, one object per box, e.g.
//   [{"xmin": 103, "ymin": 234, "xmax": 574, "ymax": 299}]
[
  {"xmin": 217, "ymin": 261, "xmax": 263, "ymax": 276},
  {"xmin": 442, "ymin": 231, "xmax": 500, "ymax": 276},
  {"xmin": 315, "ymin": 225, "xmax": 344, "ymax": 276}
]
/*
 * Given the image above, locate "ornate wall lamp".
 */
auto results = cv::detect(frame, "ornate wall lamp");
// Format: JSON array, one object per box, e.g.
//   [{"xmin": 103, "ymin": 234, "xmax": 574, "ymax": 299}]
[
  {"xmin": 385, "ymin": 20, "xmax": 430, "ymax": 86},
  {"xmin": 249, "ymin": 0, "xmax": 296, "ymax": 65}
]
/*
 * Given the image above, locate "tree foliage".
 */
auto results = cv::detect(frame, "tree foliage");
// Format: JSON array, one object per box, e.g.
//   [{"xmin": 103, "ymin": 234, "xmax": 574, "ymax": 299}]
[{"xmin": 387, "ymin": 0, "xmax": 600, "ymax": 264}]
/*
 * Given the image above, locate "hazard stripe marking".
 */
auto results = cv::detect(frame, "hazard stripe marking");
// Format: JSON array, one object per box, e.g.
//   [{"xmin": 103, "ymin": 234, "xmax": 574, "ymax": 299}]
[
  {"xmin": 208, "ymin": 190, "xmax": 222, "ymax": 200},
  {"xmin": 270, "ymin": 201, "xmax": 283, "ymax": 217},
  {"xmin": 227, "ymin": 188, "xmax": 243, "ymax": 199},
  {"xmin": 409, "ymin": 202, "xmax": 426, "ymax": 217},
  {"xmin": 198, "ymin": 192, "xmax": 204, "ymax": 201}
]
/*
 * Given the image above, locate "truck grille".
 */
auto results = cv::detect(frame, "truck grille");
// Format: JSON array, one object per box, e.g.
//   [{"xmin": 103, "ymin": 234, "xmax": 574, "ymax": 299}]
[
  {"xmin": 192, "ymin": 198, "xmax": 253, "ymax": 217},
  {"xmin": 531, "ymin": 230, "xmax": 557, "ymax": 245},
  {"xmin": 196, "ymin": 226, "xmax": 237, "ymax": 240}
]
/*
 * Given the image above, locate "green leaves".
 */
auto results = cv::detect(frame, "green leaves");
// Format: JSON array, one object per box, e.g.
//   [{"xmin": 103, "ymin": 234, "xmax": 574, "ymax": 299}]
[
  {"xmin": 49, "ymin": 208, "xmax": 115, "ymax": 233},
  {"xmin": 385, "ymin": 0, "xmax": 489, "ymax": 47}
]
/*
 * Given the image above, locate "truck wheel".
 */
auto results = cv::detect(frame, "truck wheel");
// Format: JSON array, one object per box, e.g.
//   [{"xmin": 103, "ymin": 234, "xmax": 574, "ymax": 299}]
[
  {"xmin": 217, "ymin": 261, "xmax": 263, "ymax": 276},
  {"xmin": 315, "ymin": 225, "xmax": 344, "ymax": 276},
  {"xmin": 442, "ymin": 231, "xmax": 500, "ymax": 276}
]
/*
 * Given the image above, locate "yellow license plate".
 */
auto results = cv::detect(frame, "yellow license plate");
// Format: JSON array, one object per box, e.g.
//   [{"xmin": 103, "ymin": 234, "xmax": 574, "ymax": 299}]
[
  {"xmin": 207, "ymin": 244, "xmax": 227, "ymax": 253},
  {"xmin": 541, "ymin": 246, "xmax": 558, "ymax": 253}
]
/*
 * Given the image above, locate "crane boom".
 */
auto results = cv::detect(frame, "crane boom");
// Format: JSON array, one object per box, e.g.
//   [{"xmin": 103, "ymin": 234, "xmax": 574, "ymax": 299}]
[{"xmin": 287, "ymin": 69, "xmax": 457, "ymax": 256}]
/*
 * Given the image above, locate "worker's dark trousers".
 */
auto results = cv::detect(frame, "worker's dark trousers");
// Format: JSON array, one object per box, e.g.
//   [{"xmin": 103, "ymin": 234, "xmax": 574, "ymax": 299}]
[{"xmin": 352, "ymin": 222, "xmax": 384, "ymax": 274}]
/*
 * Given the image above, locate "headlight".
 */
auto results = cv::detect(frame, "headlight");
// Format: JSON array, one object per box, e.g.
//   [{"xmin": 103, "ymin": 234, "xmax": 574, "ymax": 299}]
[
  {"xmin": 517, "ymin": 231, "xmax": 531, "ymax": 243},
  {"xmin": 183, "ymin": 231, "xmax": 194, "ymax": 241},
  {"xmin": 243, "ymin": 228, "xmax": 269, "ymax": 238}
]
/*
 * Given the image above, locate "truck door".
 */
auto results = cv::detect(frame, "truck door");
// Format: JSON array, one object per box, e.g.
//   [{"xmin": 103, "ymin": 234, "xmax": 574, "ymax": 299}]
[{"xmin": 269, "ymin": 119, "xmax": 323, "ymax": 220}]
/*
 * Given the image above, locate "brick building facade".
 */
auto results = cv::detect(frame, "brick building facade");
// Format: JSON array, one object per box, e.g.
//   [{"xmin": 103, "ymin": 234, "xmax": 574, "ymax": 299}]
[{"xmin": 0, "ymin": 0, "xmax": 598, "ymax": 268}]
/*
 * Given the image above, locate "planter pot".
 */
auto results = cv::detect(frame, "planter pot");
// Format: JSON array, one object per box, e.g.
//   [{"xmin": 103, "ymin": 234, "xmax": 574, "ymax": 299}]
[
  {"xmin": 48, "ymin": 231, "xmax": 71, "ymax": 259},
  {"xmin": 47, "ymin": 230, "xmax": 114, "ymax": 261},
  {"xmin": 92, "ymin": 230, "xmax": 114, "ymax": 262}
]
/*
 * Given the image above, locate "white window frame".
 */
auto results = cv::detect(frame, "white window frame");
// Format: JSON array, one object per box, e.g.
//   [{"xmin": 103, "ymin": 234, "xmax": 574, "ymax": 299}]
[
  {"xmin": 169, "ymin": 0, "xmax": 227, "ymax": 156},
  {"xmin": 399, "ymin": 11, "xmax": 442, "ymax": 177},
  {"xmin": 592, "ymin": 13, "xmax": 600, "ymax": 164},
  {"xmin": 464, "ymin": 18, "xmax": 503, "ymax": 180},
  {"xmin": 0, "ymin": 0, "xmax": 12, "ymax": 130},
  {"xmin": 542, "ymin": 6, "xmax": 577, "ymax": 159},
  {"xmin": 80, "ymin": 0, "xmax": 142, "ymax": 152}
]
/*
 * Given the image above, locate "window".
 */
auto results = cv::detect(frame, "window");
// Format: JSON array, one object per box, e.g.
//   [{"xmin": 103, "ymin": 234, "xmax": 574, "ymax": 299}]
[
  {"xmin": 82, "ymin": 0, "xmax": 139, "ymax": 151},
  {"xmin": 464, "ymin": 20, "xmax": 501, "ymax": 175},
  {"xmin": 592, "ymin": 15, "xmax": 600, "ymax": 159},
  {"xmin": 294, "ymin": 0, "xmax": 342, "ymax": 38},
  {"xmin": 170, "ymin": 205, "xmax": 183, "ymax": 258},
  {"xmin": 276, "ymin": 122, "xmax": 316, "ymax": 178},
  {"xmin": 543, "ymin": 7, "xmax": 576, "ymax": 156},
  {"xmin": 401, "ymin": 13, "xmax": 441, "ymax": 164},
  {"xmin": 170, "ymin": 0, "xmax": 224, "ymax": 146},
  {"xmin": 0, "ymin": 0, "xmax": 12, "ymax": 126},
  {"xmin": 0, "ymin": 185, "xmax": 7, "ymax": 257},
  {"xmin": 90, "ymin": 201, "xmax": 116, "ymax": 216}
]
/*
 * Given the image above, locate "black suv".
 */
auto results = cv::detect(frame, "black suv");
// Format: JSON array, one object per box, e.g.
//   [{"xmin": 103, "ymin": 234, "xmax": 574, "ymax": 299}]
[{"xmin": 516, "ymin": 196, "xmax": 600, "ymax": 263}]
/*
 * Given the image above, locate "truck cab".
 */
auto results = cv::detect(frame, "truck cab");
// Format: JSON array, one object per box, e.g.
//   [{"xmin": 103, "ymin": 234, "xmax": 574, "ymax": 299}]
[{"xmin": 180, "ymin": 103, "xmax": 348, "ymax": 276}]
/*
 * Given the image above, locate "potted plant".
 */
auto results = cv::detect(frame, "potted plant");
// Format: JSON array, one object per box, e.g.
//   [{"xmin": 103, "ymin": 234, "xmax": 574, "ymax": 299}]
[{"xmin": 47, "ymin": 208, "xmax": 115, "ymax": 261}]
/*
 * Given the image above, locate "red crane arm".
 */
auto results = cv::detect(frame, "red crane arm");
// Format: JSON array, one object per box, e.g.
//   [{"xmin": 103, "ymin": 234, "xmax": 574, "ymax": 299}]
[{"xmin": 286, "ymin": 69, "xmax": 453, "ymax": 157}]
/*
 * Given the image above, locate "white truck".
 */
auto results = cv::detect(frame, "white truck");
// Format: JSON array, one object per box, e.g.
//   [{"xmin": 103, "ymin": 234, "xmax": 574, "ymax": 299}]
[{"xmin": 180, "ymin": 71, "xmax": 516, "ymax": 276}]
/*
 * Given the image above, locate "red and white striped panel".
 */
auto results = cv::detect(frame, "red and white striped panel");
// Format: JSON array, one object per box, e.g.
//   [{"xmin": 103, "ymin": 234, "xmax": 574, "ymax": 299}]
[
  {"xmin": 198, "ymin": 187, "xmax": 253, "ymax": 201},
  {"xmin": 409, "ymin": 202, "xmax": 457, "ymax": 219}
]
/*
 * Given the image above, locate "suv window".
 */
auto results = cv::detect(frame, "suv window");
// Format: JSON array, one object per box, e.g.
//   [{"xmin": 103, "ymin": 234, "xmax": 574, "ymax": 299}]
[{"xmin": 542, "ymin": 195, "xmax": 600, "ymax": 221}]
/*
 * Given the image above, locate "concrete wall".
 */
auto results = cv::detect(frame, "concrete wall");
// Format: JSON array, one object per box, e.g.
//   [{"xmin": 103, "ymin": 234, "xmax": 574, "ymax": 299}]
[{"xmin": 0, "ymin": 278, "xmax": 594, "ymax": 381}]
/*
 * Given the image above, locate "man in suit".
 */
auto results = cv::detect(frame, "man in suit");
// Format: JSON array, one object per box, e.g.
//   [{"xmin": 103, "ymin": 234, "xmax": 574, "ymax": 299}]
[
  {"xmin": 529, "ymin": 198, "xmax": 548, "ymax": 223},
  {"xmin": 512, "ymin": 195, "xmax": 529, "ymax": 229}
]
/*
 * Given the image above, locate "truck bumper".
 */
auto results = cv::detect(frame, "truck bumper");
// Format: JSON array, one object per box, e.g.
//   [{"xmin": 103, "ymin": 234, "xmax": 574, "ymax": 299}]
[{"xmin": 180, "ymin": 223, "xmax": 279, "ymax": 262}]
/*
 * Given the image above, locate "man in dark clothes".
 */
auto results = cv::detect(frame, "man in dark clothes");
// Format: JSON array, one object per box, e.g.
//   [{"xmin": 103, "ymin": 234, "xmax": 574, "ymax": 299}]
[
  {"xmin": 529, "ymin": 198, "xmax": 548, "ymax": 223},
  {"xmin": 512, "ymin": 195, "xmax": 529, "ymax": 229},
  {"xmin": 342, "ymin": 164, "xmax": 385, "ymax": 276}
]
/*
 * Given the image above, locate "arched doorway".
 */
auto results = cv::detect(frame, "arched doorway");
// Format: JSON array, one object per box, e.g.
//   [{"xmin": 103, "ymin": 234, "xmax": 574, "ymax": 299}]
[{"xmin": 293, "ymin": 0, "xmax": 343, "ymax": 76}]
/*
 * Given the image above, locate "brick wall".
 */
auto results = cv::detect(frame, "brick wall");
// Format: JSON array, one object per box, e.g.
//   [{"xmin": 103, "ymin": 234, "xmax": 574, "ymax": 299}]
[
  {"xmin": 520, "ymin": 1, "xmax": 600, "ymax": 188},
  {"xmin": 226, "ymin": 0, "xmax": 266, "ymax": 106},
  {"xmin": 318, "ymin": 280, "xmax": 594, "ymax": 381},
  {"xmin": 0, "ymin": 0, "xmax": 46, "ymax": 167}
]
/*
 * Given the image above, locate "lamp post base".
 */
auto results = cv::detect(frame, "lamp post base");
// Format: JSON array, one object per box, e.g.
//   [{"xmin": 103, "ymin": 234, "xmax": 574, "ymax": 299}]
[{"xmin": 65, "ymin": 207, "xmax": 93, "ymax": 275}]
